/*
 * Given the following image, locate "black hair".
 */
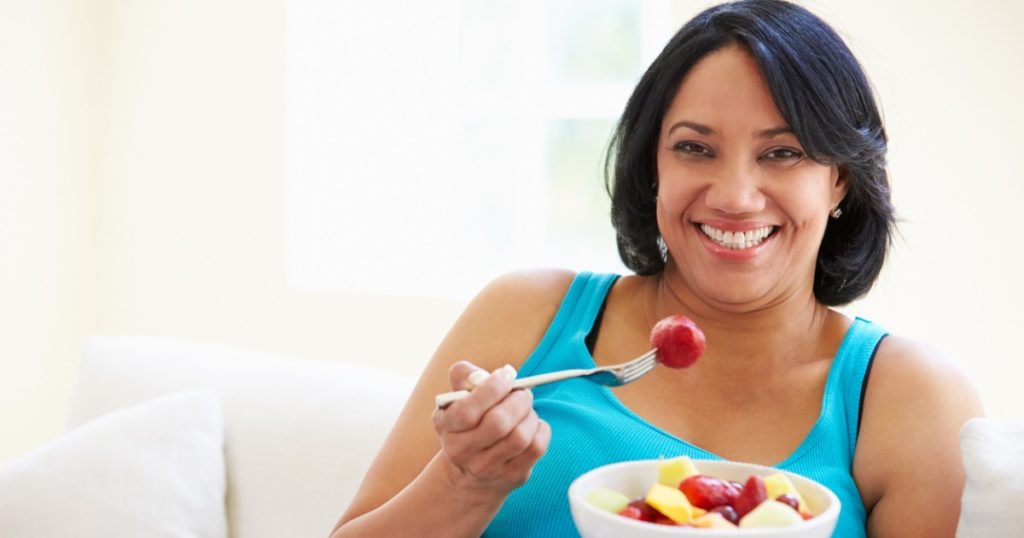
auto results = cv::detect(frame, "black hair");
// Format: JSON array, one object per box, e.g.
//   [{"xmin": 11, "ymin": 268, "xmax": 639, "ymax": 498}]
[{"xmin": 606, "ymin": 0, "xmax": 895, "ymax": 306}]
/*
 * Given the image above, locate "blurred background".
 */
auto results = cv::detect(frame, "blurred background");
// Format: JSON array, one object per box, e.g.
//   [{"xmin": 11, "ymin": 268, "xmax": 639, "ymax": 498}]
[{"xmin": 2, "ymin": 0, "xmax": 1022, "ymax": 465}]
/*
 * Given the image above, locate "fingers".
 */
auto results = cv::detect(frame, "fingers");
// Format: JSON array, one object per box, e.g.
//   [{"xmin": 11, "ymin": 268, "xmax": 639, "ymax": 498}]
[
  {"xmin": 449, "ymin": 361, "xmax": 516, "ymax": 391},
  {"xmin": 479, "ymin": 399, "xmax": 541, "ymax": 460},
  {"xmin": 439, "ymin": 364, "xmax": 518, "ymax": 433},
  {"xmin": 448, "ymin": 360, "xmax": 486, "ymax": 391},
  {"xmin": 471, "ymin": 389, "xmax": 535, "ymax": 453},
  {"xmin": 468, "ymin": 414, "xmax": 551, "ymax": 487},
  {"xmin": 432, "ymin": 362, "xmax": 549, "ymax": 491},
  {"xmin": 466, "ymin": 371, "xmax": 489, "ymax": 389},
  {"xmin": 502, "ymin": 418, "xmax": 551, "ymax": 481},
  {"xmin": 438, "ymin": 388, "xmax": 541, "ymax": 459}
]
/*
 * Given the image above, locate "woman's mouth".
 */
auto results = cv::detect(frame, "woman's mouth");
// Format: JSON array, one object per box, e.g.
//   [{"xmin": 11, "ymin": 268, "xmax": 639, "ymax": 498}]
[{"xmin": 698, "ymin": 223, "xmax": 778, "ymax": 250}]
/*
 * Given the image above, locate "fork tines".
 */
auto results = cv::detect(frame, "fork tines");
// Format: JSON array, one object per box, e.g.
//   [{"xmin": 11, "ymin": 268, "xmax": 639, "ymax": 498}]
[{"xmin": 619, "ymin": 350, "xmax": 658, "ymax": 383}]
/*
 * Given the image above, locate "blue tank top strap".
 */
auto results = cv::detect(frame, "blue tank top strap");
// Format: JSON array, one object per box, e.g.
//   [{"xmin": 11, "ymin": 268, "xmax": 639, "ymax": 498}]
[
  {"xmin": 832, "ymin": 317, "xmax": 888, "ymax": 456},
  {"xmin": 518, "ymin": 271, "xmax": 619, "ymax": 377}
]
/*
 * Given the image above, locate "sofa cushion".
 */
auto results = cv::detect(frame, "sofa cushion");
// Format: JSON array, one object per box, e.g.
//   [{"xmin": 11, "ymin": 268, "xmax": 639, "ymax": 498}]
[
  {"xmin": 68, "ymin": 336, "xmax": 416, "ymax": 538},
  {"xmin": 957, "ymin": 417, "xmax": 1024, "ymax": 537},
  {"xmin": 0, "ymin": 389, "xmax": 227, "ymax": 538}
]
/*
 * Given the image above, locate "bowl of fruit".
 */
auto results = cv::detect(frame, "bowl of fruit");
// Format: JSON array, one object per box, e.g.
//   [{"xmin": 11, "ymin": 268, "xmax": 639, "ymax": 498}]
[{"xmin": 568, "ymin": 456, "xmax": 840, "ymax": 537}]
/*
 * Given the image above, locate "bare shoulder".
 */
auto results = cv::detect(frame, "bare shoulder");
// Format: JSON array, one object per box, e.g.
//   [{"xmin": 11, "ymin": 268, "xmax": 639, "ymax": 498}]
[
  {"xmin": 860, "ymin": 335, "xmax": 983, "ymax": 436},
  {"xmin": 854, "ymin": 334, "xmax": 984, "ymax": 534},
  {"xmin": 861, "ymin": 336, "xmax": 981, "ymax": 421},
  {"xmin": 434, "ymin": 268, "xmax": 578, "ymax": 371},
  {"xmin": 871, "ymin": 335, "xmax": 978, "ymax": 391}
]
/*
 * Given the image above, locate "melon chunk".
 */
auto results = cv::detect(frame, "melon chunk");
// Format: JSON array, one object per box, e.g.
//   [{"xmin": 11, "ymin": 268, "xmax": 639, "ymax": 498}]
[
  {"xmin": 739, "ymin": 499, "xmax": 804, "ymax": 528},
  {"xmin": 586, "ymin": 487, "xmax": 631, "ymax": 514}
]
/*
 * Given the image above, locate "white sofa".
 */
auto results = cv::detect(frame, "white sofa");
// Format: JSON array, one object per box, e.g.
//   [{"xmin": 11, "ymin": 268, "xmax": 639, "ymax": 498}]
[
  {"xmin": 0, "ymin": 336, "xmax": 415, "ymax": 538},
  {"xmin": 0, "ymin": 336, "xmax": 1021, "ymax": 537}
]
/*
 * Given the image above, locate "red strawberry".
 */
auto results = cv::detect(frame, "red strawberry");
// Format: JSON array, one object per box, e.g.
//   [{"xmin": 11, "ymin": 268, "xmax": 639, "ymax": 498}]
[
  {"xmin": 733, "ymin": 475, "xmax": 768, "ymax": 518},
  {"xmin": 679, "ymin": 474, "xmax": 739, "ymax": 510},
  {"xmin": 650, "ymin": 315, "xmax": 706, "ymax": 368}
]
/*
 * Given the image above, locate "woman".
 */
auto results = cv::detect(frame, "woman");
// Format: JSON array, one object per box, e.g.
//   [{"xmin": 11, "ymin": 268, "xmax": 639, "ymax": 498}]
[{"xmin": 332, "ymin": 1, "xmax": 982, "ymax": 536}]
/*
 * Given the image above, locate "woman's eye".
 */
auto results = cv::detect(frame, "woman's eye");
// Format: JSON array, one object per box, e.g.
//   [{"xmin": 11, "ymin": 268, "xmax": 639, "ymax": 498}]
[
  {"xmin": 673, "ymin": 142, "xmax": 713, "ymax": 157},
  {"xmin": 762, "ymin": 147, "xmax": 805, "ymax": 164}
]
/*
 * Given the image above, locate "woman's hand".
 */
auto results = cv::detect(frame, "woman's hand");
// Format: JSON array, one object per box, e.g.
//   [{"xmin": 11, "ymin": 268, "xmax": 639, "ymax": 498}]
[{"xmin": 432, "ymin": 361, "xmax": 551, "ymax": 495}]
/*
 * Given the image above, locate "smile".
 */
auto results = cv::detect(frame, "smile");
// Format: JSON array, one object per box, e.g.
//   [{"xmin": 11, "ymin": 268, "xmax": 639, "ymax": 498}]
[{"xmin": 699, "ymin": 223, "xmax": 777, "ymax": 250}]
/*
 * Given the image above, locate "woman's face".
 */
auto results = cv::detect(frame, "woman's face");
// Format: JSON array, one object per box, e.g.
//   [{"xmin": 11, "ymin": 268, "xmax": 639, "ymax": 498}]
[{"xmin": 655, "ymin": 45, "xmax": 847, "ymax": 309}]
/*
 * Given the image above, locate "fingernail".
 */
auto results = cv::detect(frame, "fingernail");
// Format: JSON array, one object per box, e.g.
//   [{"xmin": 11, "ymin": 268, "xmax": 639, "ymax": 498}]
[
  {"xmin": 467, "ymin": 370, "xmax": 489, "ymax": 388},
  {"xmin": 498, "ymin": 364, "xmax": 517, "ymax": 382}
]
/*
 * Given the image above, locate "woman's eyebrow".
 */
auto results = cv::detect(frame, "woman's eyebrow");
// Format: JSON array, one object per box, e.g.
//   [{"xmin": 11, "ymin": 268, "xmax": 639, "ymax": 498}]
[
  {"xmin": 666, "ymin": 121, "xmax": 794, "ymax": 139},
  {"xmin": 667, "ymin": 120, "xmax": 713, "ymax": 136},
  {"xmin": 758, "ymin": 126, "xmax": 795, "ymax": 139}
]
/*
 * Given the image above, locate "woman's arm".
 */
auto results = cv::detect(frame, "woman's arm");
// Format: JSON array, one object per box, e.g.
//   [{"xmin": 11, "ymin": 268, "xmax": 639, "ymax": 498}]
[
  {"xmin": 332, "ymin": 366, "xmax": 545, "ymax": 538},
  {"xmin": 853, "ymin": 336, "xmax": 984, "ymax": 537},
  {"xmin": 330, "ymin": 269, "xmax": 575, "ymax": 538}
]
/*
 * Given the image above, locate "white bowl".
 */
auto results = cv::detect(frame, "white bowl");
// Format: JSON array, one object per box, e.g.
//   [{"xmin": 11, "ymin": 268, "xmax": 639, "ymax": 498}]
[{"xmin": 568, "ymin": 459, "xmax": 840, "ymax": 538}]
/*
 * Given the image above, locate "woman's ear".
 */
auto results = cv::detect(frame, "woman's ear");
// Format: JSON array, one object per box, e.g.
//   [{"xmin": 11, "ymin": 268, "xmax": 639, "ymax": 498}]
[{"xmin": 832, "ymin": 165, "xmax": 850, "ymax": 207}]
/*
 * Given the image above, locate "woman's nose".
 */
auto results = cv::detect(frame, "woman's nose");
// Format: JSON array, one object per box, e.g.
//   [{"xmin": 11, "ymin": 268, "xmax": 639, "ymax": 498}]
[{"xmin": 703, "ymin": 161, "xmax": 766, "ymax": 215}]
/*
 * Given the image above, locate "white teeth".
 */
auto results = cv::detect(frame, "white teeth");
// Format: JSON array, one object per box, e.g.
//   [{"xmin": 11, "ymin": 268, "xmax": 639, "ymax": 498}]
[{"xmin": 699, "ymin": 224, "xmax": 775, "ymax": 250}]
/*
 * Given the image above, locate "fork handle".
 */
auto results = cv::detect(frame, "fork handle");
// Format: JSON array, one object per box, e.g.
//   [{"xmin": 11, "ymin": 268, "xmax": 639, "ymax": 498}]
[{"xmin": 435, "ymin": 369, "xmax": 590, "ymax": 408}]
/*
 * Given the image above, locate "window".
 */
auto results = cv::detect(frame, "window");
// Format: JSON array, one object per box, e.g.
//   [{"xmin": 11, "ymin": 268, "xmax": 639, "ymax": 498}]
[{"xmin": 287, "ymin": 0, "xmax": 691, "ymax": 298}]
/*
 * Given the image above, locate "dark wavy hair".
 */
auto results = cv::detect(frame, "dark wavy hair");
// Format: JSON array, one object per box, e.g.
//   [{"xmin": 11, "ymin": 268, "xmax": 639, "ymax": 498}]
[{"xmin": 606, "ymin": 0, "xmax": 895, "ymax": 306}]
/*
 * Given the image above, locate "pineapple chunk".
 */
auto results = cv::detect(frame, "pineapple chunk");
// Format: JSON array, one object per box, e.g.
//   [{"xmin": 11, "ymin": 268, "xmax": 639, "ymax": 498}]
[
  {"xmin": 690, "ymin": 512, "xmax": 738, "ymax": 529},
  {"xmin": 645, "ymin": 483, "xmax": 697, "ymax": 524},
  {"xmin": 658, "ymin": 456, "xmax": 700, "ymax": 488},
  {"xmin": 764, "ymin": 472, "xmax": 809, "ymax": 513}
]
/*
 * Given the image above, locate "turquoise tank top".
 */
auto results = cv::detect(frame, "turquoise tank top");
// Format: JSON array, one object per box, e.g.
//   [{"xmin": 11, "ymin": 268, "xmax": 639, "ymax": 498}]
[{"xmin": 484, "ymin": 272, "xmax": 887, "ymax": 537}]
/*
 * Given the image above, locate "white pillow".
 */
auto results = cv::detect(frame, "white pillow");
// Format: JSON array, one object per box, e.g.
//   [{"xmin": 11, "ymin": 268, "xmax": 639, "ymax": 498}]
[
  {"xmin": 957, "ymin": 418, "xmax": 1024, "ymax": 538},
  {"xmin": 0, "ymin": 390, "xmax": 228, "ymax": 538},
  {"xmin": 69, "ymin": 336, "xmax": 415, "ymax": 538}
]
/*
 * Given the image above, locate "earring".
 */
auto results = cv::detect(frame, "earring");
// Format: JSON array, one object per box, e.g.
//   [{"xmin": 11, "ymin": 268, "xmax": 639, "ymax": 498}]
[{"xmin": 830, "ymin": 206, "xmax": 843, "ymax": 219}]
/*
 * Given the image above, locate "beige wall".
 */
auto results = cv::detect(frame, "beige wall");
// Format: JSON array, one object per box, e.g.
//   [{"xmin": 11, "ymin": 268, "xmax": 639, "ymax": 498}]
[
  {"xmin": 0, "ymin": 0, "xmax": 465, "ymax": 464},
  {"xmin": 2, "ymin": 0, "xmax": 1022, "ymax": 464},
  {"xmin": 0, "ymin": 1, "xmax": 99, "ymax": 464},
  {"xmin": 92, "ymin": 0, "xmax": 462, "ymax": 372}
]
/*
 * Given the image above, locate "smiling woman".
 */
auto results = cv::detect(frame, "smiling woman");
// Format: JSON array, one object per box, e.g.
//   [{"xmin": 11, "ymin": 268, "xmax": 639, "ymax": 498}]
[
  {"xmin": 329, "ymin": 1, "xmax": 982, "ymax": 537},
  {"xmin": 653, "ymin": 46, "xmax": 851, "ymax": 307},
  {"xmin": 669, "ymin": 59, "xmax": 853, "ymax": 314},
  {"xmin": 609, "ymin": 15, "xmax": 893, "ymax": 307}
]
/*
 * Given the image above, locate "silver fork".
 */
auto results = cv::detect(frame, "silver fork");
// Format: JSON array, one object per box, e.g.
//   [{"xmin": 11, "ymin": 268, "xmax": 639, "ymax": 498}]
[{"xmin": 435, "ymin": 349, "xmax": 658, "ymax": 408}]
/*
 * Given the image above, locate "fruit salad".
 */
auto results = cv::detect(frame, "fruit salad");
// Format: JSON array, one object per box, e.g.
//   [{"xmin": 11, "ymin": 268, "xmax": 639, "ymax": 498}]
[
  {"xmin": 650, "ymin": 315, "xmax": 706, "ymax": 369},
  {"xmin": 586, "ymin": 456, "xmax": 816, "ymax": 529}
]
